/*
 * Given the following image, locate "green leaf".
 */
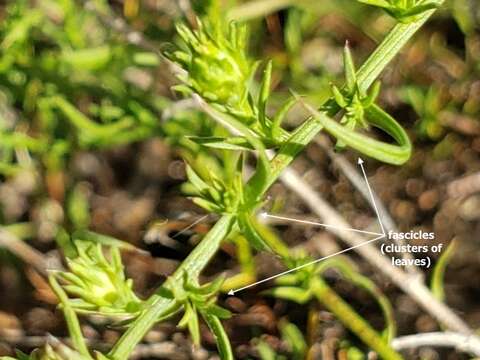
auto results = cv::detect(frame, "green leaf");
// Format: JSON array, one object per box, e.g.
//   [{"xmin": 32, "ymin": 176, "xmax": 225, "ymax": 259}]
[
  {"xmin": 67, "ymin": 184, "xmax": 91, "ymax": 231},
  {"xmin": 258, "ymin": 60, "xmax": 273, "ymax": 128},
  {"xmin": 331, "ymin": 85, "xmax": 347, "ymax": 108},
  {"xmin": 316, "ymin": 258, "xmax": 396, "ymax": 341},
  {"xmin": 279, "ymin": 320, "xmax": 307, "ymax": 359},
  {"xmin": 61, "ymin": 46, "xmax": 112, "ymax": 71},
  {"xmin": 357, "ymin": 0, "xmax": 392, "ymax": 9},
  {"xmin": 300, "ymin": 100, "xmax": 412, "ymax": 165},
  {"xmin": 343, "ymin": 42, "xmax": 357, "ymax": 92},
  {"xmin": 205, "ymin": 303, "xmax": 232, "ymax": 319},
  {"xmin": 72, "ymin": 230, "xmax": 139, "ymax": 252},
  {"xmin": 186, "ymin": 165, "xmax": 210, "ymax": 193},
  {"xmin": 257, "ymin": 341, "xmax": 277, "ymax": 360},
  {"xmin": 264, "ymin": 286, "xmax": 312, "ymax": 304},
  {"xmin": 271, "ymin": 97, "xmax": 297, "ymax": 140},
  {"xmin": 238, "ymin": 212, "xmax": 272, "ymax": 252},
  {"xmin": 191, "ymin": 197, "xmax": 222, "ymax": 213},
  {"xmin": 399, "ymin": 3, "xmax": 439, "ymax": 20},
  {"xmin": 195, "ymin": 98, "xmax": 271, "ymax": 203},
  {"xmin": 202, "ymin": 314, "xmax": 234, "ymax": 360},
  {"xmin": 48, "ymin": 276, "xmax": 93, "ymax": 358},
  {"xmin": 363, "ymin": 81, "xmax": 381, "ymax": 108},
  {"xmin": 431, "ymin": 239, "xmax": 458, "ymax": 302},
  {"xmin": 178, "ymin": 302, "xmax": 201, "ymax": 345},
  {"xmin": 187, "ymin": 136, "xmax": 255, "ymax": 151},
  {"xmin": 193, "ymin": 276, "xmax": 225, "ymax": 296}
]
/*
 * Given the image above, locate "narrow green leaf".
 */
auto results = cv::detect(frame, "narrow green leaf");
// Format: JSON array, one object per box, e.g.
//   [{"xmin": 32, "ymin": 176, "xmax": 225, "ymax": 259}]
[
  {"xmin": 343, "ymin": 42, "xmax": 357, "ymax": 91},
  {"xmin": 300, "ymin": 100, "xmax": 412, "ymax": 165},
  {"xmin": 400, "ymin": 3, "xmax": 439, "ymax": 20},
  {"xmin": 186, "ymin": 165, "xmax": 210, "ymax": 193},
  {"xmin": 316, "ymin": 258, "xmax": 396, "ymax": 341},
  {"xmin": 271, "ymin": 97, "xmax": 297, "ymax": 140},
  {"xmin": 238, "ymin": 212, "xmax": 272, "ymax": 252},
  {"xmin": 187, "ymin": 136, "xmax": 255, "ymax": 151},
  {"xmin": 48, "ymin": 276, "xmax": 93, "ymax": 359},
  {"xmin": 202, "ymin": 314, "xmax": 234, "ymax": 360},
  {"xmin": 279, "ymin": 320, "xmax": 307, "ymax": 359},
  {"xmin": 431, "ymin": 239, "xmax": 458, "ymax": 302},
  {"xmin": 363, "ymin": 81, "xmax": 381, "ymax": 107},
  {"xmin": 332, "ymin": 85, "xmax": 347, "ymax": 108},
  {"xmin": 205, "ymin": 303, "xmax": 231, "ymax": 319},
  {"xmin": 256, "ymin": 341, "xmax": 277, "ymax": 360},
  {"xmin": 357, "ymin": 0, "xmax": 392, "ymax": 9},
  {"xmin": 258, "ymin": 60, "xmax": 273, "ymax": 128},
  {"xmin": 264, "ymin": 286, "xmax": 312, "ymax": 304}
]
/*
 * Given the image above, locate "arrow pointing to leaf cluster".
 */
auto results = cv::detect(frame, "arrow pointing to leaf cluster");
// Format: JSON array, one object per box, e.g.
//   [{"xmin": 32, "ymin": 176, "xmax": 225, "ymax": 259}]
[
  {"xmin": 228, "ymin": 158, "xmax": 386, "ymax": 295},
  {"xmin": 228, "ymin": 233, "xmax": 385, "ymax": 296},
  {"xmin": 357, "ymin": 157, "xmax": 386, "ymax": 236},
  {"xmin": 260, "ymin": 213, "xmax": 383, "ymax": 236}
]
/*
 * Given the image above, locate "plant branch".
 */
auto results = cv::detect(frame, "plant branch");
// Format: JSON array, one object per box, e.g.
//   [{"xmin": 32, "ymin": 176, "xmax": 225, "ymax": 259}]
[
  {"xmin": 0, "ymin": 228, "xmax": 50, "ymax": 276},
  {"xmin": 278, "ymin": 165, "xmax": 473, "ymax": 334},
  {"xmin": 108, "ymin": 215, "xmax": 235, "ymax": 360},
  {"xmin": 311, "ymin": 277, "xmax": 403, "ymax": 359},
  {"xmin": 355, "ymin": 2, "xmax": 443, "ymax": 93},
  {"xmin": 314, "ymin": 135, "xmax": 422, "ymax": 277},
  {"xmin": 391, "ymin": 332, "xmax": 480, "ymax": 356},
  {"xmin": 106, "ymin": 1, "xmax": 450, "ymax": 358}
]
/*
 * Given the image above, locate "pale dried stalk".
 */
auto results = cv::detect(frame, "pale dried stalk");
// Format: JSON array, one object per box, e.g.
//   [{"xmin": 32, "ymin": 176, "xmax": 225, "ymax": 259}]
[
  {"xmin": 279, "ymin": 167, "xmax": 473, "ymax": 335},
  {"xmin": 392, "ymin": 332, "xmax": 480, "ymax": 356},
  {"xmin": 0, "ymin": 228, "xmax": 49, "ymax": 276},
  {"xmin": 448, "ymin": 171, "xmax": 480, "ymax": 198}
]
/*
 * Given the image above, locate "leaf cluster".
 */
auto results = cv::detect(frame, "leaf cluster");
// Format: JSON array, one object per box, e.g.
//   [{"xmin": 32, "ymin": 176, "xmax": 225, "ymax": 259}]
[
  {"xmin": 162, "ymin": 273, "xmax": 231, "ymax": 346},
  {"xmin": 51, "ymin": 241, "xmax": 142, "ymax": 317},
  {"xmin": 358, "ymin": 0, "xmax": 440, "ymax": 22}
]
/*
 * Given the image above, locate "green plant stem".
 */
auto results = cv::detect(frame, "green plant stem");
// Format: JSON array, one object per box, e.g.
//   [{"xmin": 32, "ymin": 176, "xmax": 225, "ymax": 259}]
[
  {"xmin": 109, "ymin": 295, "xmax": 179, "ymax": 360},
  {"xmin": 356, "ymin": 4, "xmax": 442, "ymax": 93},
  {"xmin": 109, "ymin": 5, "xmax": 443, "ymax": 359},
  {"xmin": 49, "ymin": 276, "xmax": 92, "ymax": 359},
  {"xmin": 173, "ymin": 214, "xmax": 236, "ymax": 279},
  {"xmin": 109, "ymin": 214, "xmax": 235, "ymax": 360},
  {"xmin": 246, "ymin": 4, "xmax": 442, "ymax": 200},
  {"xmin": 311, "ymin": 277, "xmax": 403, "ymax": 359}
]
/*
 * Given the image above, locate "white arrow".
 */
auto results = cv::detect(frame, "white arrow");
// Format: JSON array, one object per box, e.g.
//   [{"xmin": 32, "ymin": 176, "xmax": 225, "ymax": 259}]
[
  {"xmin": 357, "ymin": 158, "xmax": 385, "ymax": 236},
  {"xmin": 261, "ymin": 213, "xmax": 383, "ymax": 237},
  {"xmin": 228, "ymin": 233, "xmax": 386, "ymax": 295}
]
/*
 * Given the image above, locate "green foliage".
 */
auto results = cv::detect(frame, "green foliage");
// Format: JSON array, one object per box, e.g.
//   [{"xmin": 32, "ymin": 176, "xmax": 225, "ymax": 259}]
[
  {"xmin": 164, "ymin": 272, "xmax": 231, "ymax": 351},
  {"xmin": 0, "ymin": 0, "xmax": 449, "ymax": 358},
  {"xmin": 255, "ymin": 320, "xmax": 307, "ymax": 360},
  {"xmin": 0, "ymin": 0, "xmax": 162, "ymax": 178},
  {"xmin": 401, "ymin": 86, "xmax": 446, "ymax": 140},
  {"xmin": 263, "ymin": 255, "xmax": 399, "ymax": 357},
  {"xmin": 184, "ymin": 162, "xmax": 244, "ymax": 214},
  {"xmin": 431, "ymin": 239, "xmax": 458, "ymax": 302},
  {"xmin": 170, "ymin": 19, "xmax": 294, "ymax": 149},
  {"xmin": 327, "ymin": 44, "xmax": 381, "ymax": 149},
  {"xmin": 51, "ymin": 241, "xmax": 142, "ymax": 317},
  {"xmin": 171, "ymin": 19, "xmax": 253, "ymax": 118},
  {"xmin": 0, "ymin": 344, "xmax": 85, "ymax": 360},
  {"xmin": 357, "ymin": 0, "xmax": 440, "ymax": 22}
]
